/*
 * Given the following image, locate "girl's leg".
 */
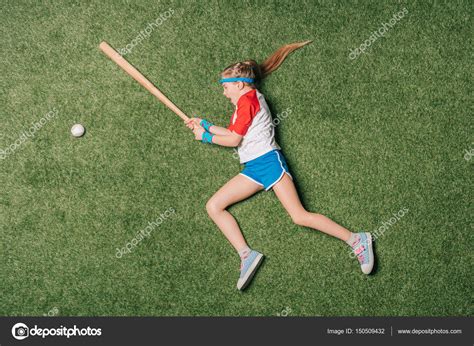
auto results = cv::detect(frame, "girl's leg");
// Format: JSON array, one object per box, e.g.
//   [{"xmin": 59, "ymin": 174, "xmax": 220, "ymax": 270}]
[
  {"xmin": 272, "ymin": 173, "xmax": 352, "ymax": 241},
  {"xmin": 206, "ymin": 174, "xmax": 264, "ymax": 252},
  {"xmin": 272, "ymin": 173, "xmax": 375, "ymax": 274}
]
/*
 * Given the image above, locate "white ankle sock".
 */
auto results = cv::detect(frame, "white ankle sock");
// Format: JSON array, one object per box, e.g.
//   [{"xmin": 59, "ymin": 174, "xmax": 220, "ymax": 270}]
[
  {"xmin": 346, "ymin": 233, "xmax": 360, "ymax": 248},
  {"xmin": 238, "ymin": 246, "xmax": 251, "ymax": 259}
]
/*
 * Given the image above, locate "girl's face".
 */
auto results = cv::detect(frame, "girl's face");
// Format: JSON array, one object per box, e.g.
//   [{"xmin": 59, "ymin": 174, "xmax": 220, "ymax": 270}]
[{"xmin": 221, "ymin": 80, "xmax": 242, "ymax": 105}]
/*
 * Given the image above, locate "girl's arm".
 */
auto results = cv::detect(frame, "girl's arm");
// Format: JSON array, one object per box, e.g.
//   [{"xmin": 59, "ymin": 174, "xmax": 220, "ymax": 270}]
[
  {"xmin": 186, "ymin": 117, "xmax": 242, "ymax": 147},
  {"xmin": 196, "ymin": 118, "xmax": 232, "ymax": 136},
  {"xmin": 192, "ymin": 126, "xmax": 242, "ymax": 147},
  {"xmin": 211, "ymin": 131, "xmax": 242, "ymax": 147},
  {"xmin": 185, "ymin": 117, "xmax": 230, "ymax": 135},
  {"xmin": 208, "ymin": 125, "xmax": 232, "ymax": 136}
]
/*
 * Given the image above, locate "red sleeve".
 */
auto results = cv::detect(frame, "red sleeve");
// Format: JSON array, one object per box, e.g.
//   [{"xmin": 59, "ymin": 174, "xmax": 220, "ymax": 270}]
[{"xmin": 227, "ymin": 90, "xmax": 260, "ymax": 136}]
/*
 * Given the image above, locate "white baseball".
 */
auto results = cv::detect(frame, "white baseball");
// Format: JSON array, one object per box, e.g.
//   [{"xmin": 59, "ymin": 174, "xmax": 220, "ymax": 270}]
[{"xmin": 71, "ymin": 124, "xmax": 85, "ymax": 137}]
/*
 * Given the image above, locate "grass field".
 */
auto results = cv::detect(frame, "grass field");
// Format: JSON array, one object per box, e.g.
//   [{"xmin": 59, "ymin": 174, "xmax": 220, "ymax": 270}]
[{"xmin": 0, "ymin": 0, "xmax": 472, "ymax": 317}]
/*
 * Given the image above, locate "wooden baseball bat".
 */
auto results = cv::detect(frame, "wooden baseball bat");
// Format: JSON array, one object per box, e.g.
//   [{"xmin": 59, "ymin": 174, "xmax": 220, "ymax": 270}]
[{"xmin": 99, "ymin": 41, "xmax": 189, "ymax": 122}]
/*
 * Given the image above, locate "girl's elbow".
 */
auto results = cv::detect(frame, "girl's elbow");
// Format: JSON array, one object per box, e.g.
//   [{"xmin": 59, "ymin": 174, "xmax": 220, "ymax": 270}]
[
  {"xmin": 226, "ymin": 131, "xmax": 242, "ymax": 147},
  {"xmin": 232, "ymin": 138, "xmax": 242, "ymax": 147}
]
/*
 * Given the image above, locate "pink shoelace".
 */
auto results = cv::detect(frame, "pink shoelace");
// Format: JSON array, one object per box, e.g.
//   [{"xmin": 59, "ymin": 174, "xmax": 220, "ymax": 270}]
[{"xmin": 352, "ymin": 237, "xmax": 366, "ymax": 264}]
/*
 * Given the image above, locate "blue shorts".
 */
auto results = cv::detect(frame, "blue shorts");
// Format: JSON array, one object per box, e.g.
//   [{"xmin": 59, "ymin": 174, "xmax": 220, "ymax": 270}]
[{"xmin": 240, "ymin": 150, "xmax": 293, "ymax": 191}]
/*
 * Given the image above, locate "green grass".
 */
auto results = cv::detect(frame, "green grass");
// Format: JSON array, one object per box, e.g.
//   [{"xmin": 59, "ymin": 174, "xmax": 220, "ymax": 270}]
[{"xmin": 0, "ymin": 0, "xmax": 472, "ymax": 316}]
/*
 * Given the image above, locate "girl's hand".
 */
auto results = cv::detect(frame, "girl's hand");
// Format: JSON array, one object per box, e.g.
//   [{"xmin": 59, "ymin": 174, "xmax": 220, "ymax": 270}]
[
  {"xmin": 192, "ymin": 126, "xmax": 205, "ymax": 141},
  {"xmin": 184, "ymin": 117, "xmax": 202, "ymax": 130}
]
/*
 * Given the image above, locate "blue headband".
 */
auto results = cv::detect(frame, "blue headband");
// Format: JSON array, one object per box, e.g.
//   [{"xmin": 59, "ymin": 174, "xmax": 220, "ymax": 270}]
[{"xmin": 219, "ymin": 77, "xmax": 254, "ymax": 84}]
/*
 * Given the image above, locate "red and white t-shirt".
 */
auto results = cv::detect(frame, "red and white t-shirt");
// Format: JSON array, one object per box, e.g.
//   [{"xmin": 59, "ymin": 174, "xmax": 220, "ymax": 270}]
[{"xmin": 228, "ymin": 89, "xmax": 280, "ymax": 163}]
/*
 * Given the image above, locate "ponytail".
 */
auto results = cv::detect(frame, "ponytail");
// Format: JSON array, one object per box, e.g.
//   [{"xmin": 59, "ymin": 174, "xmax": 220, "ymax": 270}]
[
  {"xmin": 259, "ymin": 40, "xmax": 312, "ymax": 77},
  {"xmin": 221, "ymin": 40, "xmax": 312, "ymax": 87}
]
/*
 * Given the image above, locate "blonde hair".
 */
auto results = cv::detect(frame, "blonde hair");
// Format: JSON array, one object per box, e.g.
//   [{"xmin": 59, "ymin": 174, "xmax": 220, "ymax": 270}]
[{"xmin": 221, "ymin": 40, "xmax": 312, "ymax": 87}]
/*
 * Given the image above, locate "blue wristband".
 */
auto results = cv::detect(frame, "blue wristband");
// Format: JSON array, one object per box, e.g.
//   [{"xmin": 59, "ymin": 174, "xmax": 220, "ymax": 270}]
[
  {"xmin": 200, "ymin": 119, "xmax": 214, "ymax": 132},
  {"xmin": 202, "ymin": 131, "xmax": 214, "ymax": 144}
]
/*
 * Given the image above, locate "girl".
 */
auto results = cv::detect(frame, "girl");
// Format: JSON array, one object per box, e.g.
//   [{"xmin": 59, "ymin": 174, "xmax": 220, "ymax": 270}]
[{"xmin": 185, "ymin": 41, "xmax": 374, "ymax": 291}]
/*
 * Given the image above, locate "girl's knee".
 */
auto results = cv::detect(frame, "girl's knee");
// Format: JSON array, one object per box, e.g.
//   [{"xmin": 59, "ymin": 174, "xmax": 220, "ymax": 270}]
[
  {"xmin": 206, "ymin": 198, "xmax": 223, "ymax": 216},
  {"xmin": 291, "ymin": 211, "xmax": 324, "ymax": 226},
  {"xmin": 290, "ymin": 210, "xmax": 310, "ymax": 226}
]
